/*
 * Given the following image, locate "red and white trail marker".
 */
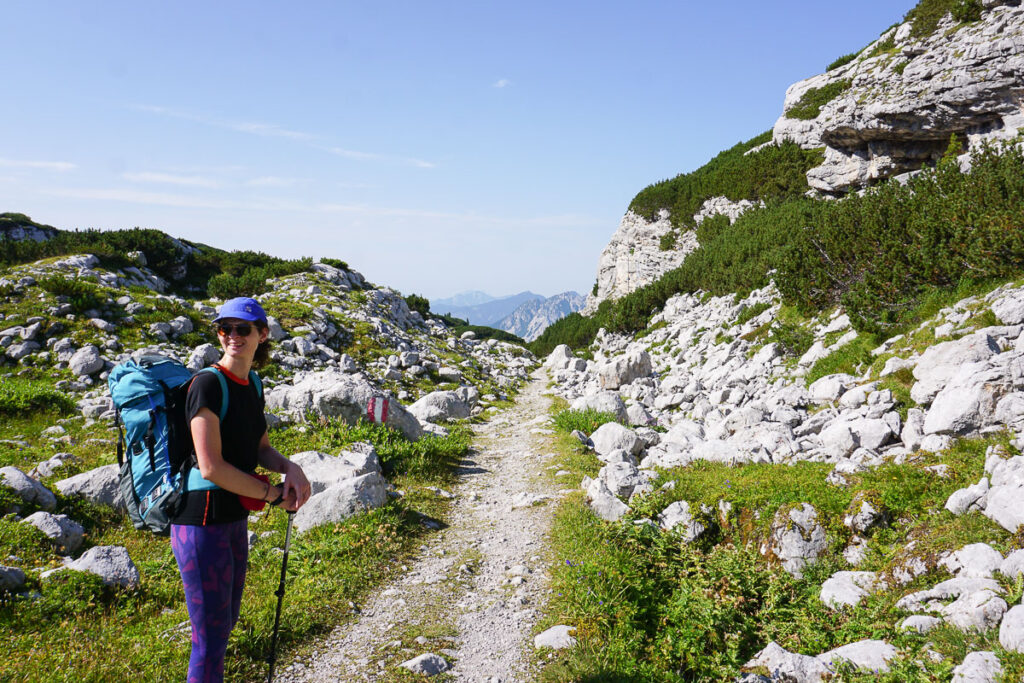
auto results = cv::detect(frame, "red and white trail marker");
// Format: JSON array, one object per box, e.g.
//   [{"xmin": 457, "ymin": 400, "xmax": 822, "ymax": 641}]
[{"xmin": 366, "ymin": 396, "xmax": 389, "ymax": 424}]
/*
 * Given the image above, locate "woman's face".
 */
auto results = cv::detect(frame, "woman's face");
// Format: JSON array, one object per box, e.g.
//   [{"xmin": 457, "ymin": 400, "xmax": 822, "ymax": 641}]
[{"xmin": 216, "ymin": 317, "xmax": 268, "ymax": 362}]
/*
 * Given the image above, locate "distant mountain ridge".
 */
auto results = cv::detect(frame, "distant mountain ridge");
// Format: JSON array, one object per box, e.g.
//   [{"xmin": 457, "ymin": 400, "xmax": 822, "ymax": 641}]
[
  {"xmin": 435, "ymin": 291, "xmax": 543, "ymax": 326},
  {"xmin": 497, "ymin": 291, "xmax": 584, "ymax": 341},
  {"xmin": 432, "ymin": 290, "xmax": 495, "ymax": 309}
]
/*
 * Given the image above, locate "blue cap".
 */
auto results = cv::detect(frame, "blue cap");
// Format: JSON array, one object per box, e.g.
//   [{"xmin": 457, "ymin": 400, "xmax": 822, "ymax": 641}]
[{"xmin": 214, "ymin": 297, "xmax": 267, "ymax": 323}]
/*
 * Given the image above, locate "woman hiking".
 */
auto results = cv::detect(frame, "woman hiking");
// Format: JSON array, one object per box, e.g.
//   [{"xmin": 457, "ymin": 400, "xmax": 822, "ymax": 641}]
[{"xmin": 169, "ymin": 296, "xmax": 312, "ymax": 683}]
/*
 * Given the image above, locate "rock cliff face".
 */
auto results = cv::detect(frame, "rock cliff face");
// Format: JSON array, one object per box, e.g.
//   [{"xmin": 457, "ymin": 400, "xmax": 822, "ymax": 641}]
[
  {"xmin": 774, "ymin": 0, "xmax": 1024, "ymax": 193},
  {"xmin": 583, "ymin": 198, "xmax": 755, "ymax": 313},
  {"xmin": 585, "ymin": 1, "xmax": 1024, "ymax": 311},
  {"xmin": 498, "ymin": 291, "xmax": 584, "ymax": 341}
]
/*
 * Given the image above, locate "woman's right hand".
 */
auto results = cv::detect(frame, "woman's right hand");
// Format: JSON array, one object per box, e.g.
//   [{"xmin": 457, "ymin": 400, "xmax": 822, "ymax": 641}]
[{"xmin": 267, "ymin": 485, "xmax": 299, "ymax": 511}]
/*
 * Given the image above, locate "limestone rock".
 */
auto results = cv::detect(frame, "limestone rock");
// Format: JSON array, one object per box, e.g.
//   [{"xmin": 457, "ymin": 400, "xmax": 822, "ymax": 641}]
[
  {"xmin": 45, "ymin": 546, "xmax": 141, "ymax": 589},
  {"xmin": 820, "ymin": 571, "xmax": 877, "ymax": 608},
  {"xmin": 583, "ymin": 210, "xmax": 696, "ymax": 313},
  {"xmin": 0, "ymin": 466, "xmax": 56, "ymax": 511},
  {"xmin": 590, "ymin": 422, "xmax": 643, "ymax": 458},
  {"xmin": 952, "ymin": 651, "xmax": 1002, "ymax": 683},
  {"xmin": 54, "ymin": 464, "xmax": 123, "ymax": 511},
  {"xmin": 597, "ymin": 350, "xmax": 652, "ymax": 390},
  {"xmin": 767, "ymin": 503, "xmax": 827, "ymax": 578},
  {"xmin": 773, "ymin": 6, "xmax": 1024, "ymax": 193},
  {"xmin": 293, "ymin": 472, "xmax": 388, "ymax": 533},
  {"xmin": 585, "ymin": 477, "xmax": 628, "ymax": 522},
  {"xmin": 265, "ymin": 369, "xmax": 422, "ymax": 441},
  {"xmin": 69, "ymin": 345, "xmax": 104, "ymax": 376},
  {"xmin": 21, "ymin": 511, "xmax": 85, "ymax": 554},
  {"xmin": 398, "ymin": 653, "xmax": 449, "ymax": 676},
  {"xmin": 534, "ymin": 625, "xmax": 577, "ymax": 650},
  {"xmin": 408, "ymin": 390, "xmax": 472, "ymax": 424}
]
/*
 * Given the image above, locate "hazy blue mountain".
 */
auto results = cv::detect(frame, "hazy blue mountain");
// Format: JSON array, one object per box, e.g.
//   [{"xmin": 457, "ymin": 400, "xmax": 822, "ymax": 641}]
[
  {"xmin": 435, "ymin": 291, "xmax": 544, "ymax": 326},
  {"xmin": 497, "ymin": 291, "xmax": 584, "ymax": 341},
  {"xmin": 433, "ymin": 290, "xmax": 495, "ymax": 309}
]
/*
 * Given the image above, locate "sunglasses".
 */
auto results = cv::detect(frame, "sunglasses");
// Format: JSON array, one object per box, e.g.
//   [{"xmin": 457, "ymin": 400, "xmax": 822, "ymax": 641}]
[{"xmin": 216, "ymin": 322, "xmax": 255, "ymax": 337}]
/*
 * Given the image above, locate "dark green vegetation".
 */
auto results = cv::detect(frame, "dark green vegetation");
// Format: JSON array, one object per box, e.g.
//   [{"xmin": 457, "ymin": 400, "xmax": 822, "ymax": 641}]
[
  {"xmin": 628, "ymin": 131, "xmax": 823, "ymax": 231},
  {"xmin": 905, "ymin": 0, "xmax": 984, "ymax": 38},
  {"xmin": 826, "ymin": 52, "xmax": 858, "ymax": 71},
  {"xmin": 0, "ymin": 411, "xmax": 472, "ymax": 682},
  {"xmin": 532, "ymin": 141, "xmax": 1024, "ymax": 357},
  {"xmin": 0, "ymin": 214, "xmax": 322, "ymax": 298},
  {"xmin": 403, "ymin": 292, "xmax": 430, "ymax": 317},
  {"xmin": 785, "ymin": 79, "xmax": 852, "ymax": 120},
  {"xmin": 432, "ymin": 312, "xmax": 526, "ymax": 345},
  {"xmin": 0, "ymin": 376, "xmax": 76, "ymax": 417},
  {"xmin": 539, "ymin": 410, "xmax": 1024, "ymax": 681}
]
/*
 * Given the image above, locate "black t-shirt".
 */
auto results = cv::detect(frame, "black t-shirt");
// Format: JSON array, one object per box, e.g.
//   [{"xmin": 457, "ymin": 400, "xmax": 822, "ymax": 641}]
[{"xmin": 170, "ymin": 366, "xmax": 268, "ymax": 526}]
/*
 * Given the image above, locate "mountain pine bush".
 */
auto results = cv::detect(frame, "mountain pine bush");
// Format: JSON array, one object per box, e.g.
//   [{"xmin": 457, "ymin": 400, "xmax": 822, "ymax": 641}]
[
  {"xmin": 533, "ymin": 140, "xmax": 1024, "ymax": 356},
  {"xmin": 628, "ymin": 131, "xmax": 823, "ymax": 230}
]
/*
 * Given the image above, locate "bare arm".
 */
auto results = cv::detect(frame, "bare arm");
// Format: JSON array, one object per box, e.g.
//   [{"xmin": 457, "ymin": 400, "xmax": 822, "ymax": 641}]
[
  {"xmin": 257, "ymin": 432, "xmax": 312, "ymax": 510},
  {"xmin": 191, "ymin": 407, "xmax": 287, "ymax": 505}
]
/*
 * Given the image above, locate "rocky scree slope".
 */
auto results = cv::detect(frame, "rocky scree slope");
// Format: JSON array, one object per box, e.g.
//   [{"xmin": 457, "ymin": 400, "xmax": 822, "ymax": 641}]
[
  {"xmin": 0, "ymin": 243, "xmax": 536, "ymax": 593},
  {"xmin": 548, "ymin": 278, "xmax": 1024, "ymax": 679},
  {"xmin": 584, "ymin": 0, "xmax": 1024, "ymax": 313}
]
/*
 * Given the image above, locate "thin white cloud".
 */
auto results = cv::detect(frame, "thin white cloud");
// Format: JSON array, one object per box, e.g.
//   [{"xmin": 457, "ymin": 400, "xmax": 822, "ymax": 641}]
[
  {"xmin": 131, "ymin": 104, "xmax": 314, "ymax": 141},
  {"xmin": 0, "ymin": 158, "xmax": 76, "ymax": 172},
  {"xmin": 123, "ymin": 171, "xmax": 220, "ymax": 188},
  {"xmin": 492, "ymin": 78, "xmax": 511, "ymax": 88},
  {"xmin": 246, "ymin": 176, "xmax": 306, "ymax": 187},
  {"xmin": 40, "ymin": 185, "xmax": 602, "ymax": 231},
  {"xmin": 327, "ymin": 146, "xmax": 435, "ymax": 169},
  {"xmin": 133, "ymin": 103, "xmax": 435, "ymax": 168},
  {"xmin": 231, "ymin": 121, "xmax": 313, "ymax": 141},
  {"xmin": 45, "ymin": 187, "xmax": 250, "ymax": 210}
]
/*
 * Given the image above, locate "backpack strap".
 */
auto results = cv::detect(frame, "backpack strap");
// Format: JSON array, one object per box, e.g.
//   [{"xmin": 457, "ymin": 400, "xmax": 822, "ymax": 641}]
[
  {"xmin": 184, "ymin": 366, "xmax": 231, "ymax": 492},
  {"xmin": 249, "ymin": 370, "xmax": 263, "ymax": 399}
]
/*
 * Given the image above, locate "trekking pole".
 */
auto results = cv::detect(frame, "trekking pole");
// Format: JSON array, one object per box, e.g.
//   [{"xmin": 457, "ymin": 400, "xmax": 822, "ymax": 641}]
[{"xmin": 267, "ymin": 510, "xmax": 295, "ymax": 683}]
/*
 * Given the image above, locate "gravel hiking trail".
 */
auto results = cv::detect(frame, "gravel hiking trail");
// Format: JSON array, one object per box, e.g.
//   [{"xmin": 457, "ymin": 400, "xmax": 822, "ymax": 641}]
[{"xmin": 278, "ymin": 369, "xmax": 560, "ymax": 682}]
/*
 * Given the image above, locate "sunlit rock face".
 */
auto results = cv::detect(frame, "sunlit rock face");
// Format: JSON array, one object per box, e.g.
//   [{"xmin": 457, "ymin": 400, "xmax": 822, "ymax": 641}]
[{"xmin": 773, "ymin": 2, "xmax": 1024, "ymax": 193}]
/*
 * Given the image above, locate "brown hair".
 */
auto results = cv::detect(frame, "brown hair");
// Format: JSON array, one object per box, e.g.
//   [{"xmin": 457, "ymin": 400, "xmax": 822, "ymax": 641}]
[{"xmin": 253, "ymin": 320, "xmax": 271, "ymax": 368}]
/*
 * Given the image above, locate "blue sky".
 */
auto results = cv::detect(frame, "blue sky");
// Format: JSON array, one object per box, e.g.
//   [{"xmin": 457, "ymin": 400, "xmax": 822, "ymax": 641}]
[{"xmin": 1, "ymin": 1, "xmax": 917, "ymax": 300}]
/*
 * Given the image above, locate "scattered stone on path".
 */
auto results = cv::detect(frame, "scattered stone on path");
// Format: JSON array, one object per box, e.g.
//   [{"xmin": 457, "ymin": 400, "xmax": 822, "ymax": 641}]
[{"xmin": 399, "ymin": 652, "xmax": 450, "ymax": 676}]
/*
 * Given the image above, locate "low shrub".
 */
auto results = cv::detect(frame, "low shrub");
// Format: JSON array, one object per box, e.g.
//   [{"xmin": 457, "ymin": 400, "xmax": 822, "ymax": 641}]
[
  {"xmin": 318, "ymin": 257, "xmax": 349, "ymax": 270},
  {"xmin": 827, "ymin": 52, "xmax": 858, "ymax": 71},
  {"xmin": 404, "ymin": 293, "xmax": 430, "ymax": 317},
  {"xmin": 785, "ymin": 79, "xmax": 852, "ymax": 120},
  {"xmin": 628, "ymin": 131, "xmax": 822, "ymax": 230},
  {"xmin": 36, "ymin": 275, "xmax": 104, "ymax": 313},
  {"xmin": 0, "ymin": 377, "xmax": 76, "ymax": 416}
]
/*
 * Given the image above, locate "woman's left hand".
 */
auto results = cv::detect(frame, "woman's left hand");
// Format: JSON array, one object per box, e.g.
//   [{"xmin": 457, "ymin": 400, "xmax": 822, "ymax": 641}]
[{"xmin": 281, "ymin": 461, "xmax": 312, "ymax": 510}]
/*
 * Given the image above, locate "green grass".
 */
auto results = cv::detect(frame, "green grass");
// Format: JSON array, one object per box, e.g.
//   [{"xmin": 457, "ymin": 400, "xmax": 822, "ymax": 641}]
[
  {"xmin": 552, "ymin": 408, "xmax": 620, "ymax": 435},
  {"xmin": 0, "ymin": 414, "xmax": 474, "ymax": 682},
  {"xmin": 0, "ymin": 377, "xmax": 76, "ymax": 417},
  {"xmin": 804, "ymin": 334, "xmax": 876, "ymax": 385},
  {"xmin": 537, "ymin": 429, "xmax": 1022, "ymax": 680}
]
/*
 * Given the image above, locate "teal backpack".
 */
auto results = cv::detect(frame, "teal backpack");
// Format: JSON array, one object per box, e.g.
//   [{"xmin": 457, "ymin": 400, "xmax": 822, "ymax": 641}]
[{"xmin": 108, "ymin": 355, "xmax": 262, "ymax": 535}]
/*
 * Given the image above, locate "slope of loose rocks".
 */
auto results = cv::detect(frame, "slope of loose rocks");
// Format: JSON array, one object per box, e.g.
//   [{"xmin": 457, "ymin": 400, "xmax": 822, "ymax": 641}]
[{"xmin": 545, "ymin": 277, "xmax": 1024, "ymax": 678}]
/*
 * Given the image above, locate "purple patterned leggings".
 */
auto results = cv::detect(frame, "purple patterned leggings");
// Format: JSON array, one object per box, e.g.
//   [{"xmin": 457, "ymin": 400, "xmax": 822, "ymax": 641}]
[{"xmin": 171, "ymin": 520, "xmax": 249, "ymax": 683}]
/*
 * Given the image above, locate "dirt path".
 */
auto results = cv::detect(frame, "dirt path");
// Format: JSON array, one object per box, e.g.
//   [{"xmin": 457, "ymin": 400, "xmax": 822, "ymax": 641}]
[{"xmin": 278, "ymin": 370, "xmax": 559, "ymax": 682}]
